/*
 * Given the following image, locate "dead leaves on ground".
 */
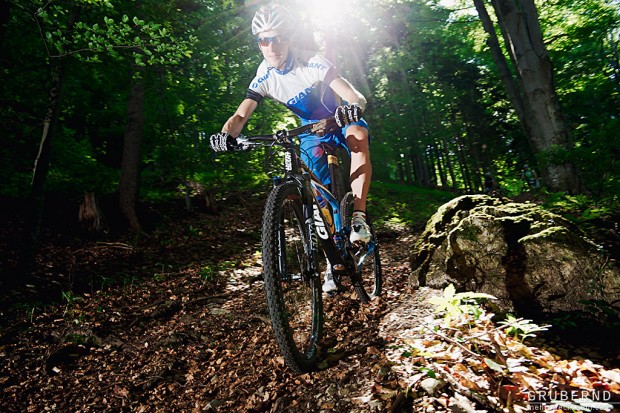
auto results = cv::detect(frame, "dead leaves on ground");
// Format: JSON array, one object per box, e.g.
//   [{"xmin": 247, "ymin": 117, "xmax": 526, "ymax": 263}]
[{"xmin": 383, "ymin": 301, "xmax": 620, "ymax": 412}]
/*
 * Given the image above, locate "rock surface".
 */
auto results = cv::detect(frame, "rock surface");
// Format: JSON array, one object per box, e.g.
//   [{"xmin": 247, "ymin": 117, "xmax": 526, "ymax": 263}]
[{"xmin": 410, "ymin": 195, "xmax": 620, "ymax": 316}]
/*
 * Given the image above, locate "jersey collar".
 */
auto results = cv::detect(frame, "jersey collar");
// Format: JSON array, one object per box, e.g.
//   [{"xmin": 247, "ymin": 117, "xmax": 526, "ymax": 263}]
[{"xmin": 271, "ymin": 51, "xmax": 294, "ymax": 75}]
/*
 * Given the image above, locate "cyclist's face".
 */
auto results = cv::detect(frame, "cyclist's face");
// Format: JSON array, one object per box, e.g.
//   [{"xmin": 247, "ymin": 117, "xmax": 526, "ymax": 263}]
[{"xmin": 257, "ymin": 30, "xmax": 289, "ymax": 70}]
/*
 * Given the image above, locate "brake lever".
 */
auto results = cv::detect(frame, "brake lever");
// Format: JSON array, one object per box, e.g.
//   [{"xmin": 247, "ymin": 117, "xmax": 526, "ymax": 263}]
[
  {"xmin": 234, "ymin": 136, "xmax": 254, "ymax": 152},
  {"xmin": 311, "ymin": 118, "xmax": 338, "ymax": 137}
]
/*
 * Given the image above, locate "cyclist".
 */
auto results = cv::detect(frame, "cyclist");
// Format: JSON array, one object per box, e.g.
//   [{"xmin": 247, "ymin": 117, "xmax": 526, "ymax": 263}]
[
  {"xmin": 209, "ymin": 4, "xmax": 373, "ymax": 292},
  {"xmin": 483, "ymin": 171, "xmax": 498, "ymax": 195},
  {"xmin": 521, "ymin": 164, "xmax": 540, "ymax": 190}
]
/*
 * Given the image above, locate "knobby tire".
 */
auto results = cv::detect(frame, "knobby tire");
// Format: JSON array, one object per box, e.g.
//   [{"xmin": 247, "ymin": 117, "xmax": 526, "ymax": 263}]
[{"xmin": 261, "ymin": 181, "xmax": 323, "ymax": 373}]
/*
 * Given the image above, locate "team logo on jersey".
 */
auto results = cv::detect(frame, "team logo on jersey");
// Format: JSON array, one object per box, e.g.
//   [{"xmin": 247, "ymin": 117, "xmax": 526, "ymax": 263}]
[
  {"xmin": 251, "ymin": 71, "xmax": 272, "ymax": 89},
  {"xmin": 287, "ymin": 86, "xmax": 314, "ymax": 106},
  {"xmin": 307, "ymin": 62, "xmax": 326, "ymax": 71}
]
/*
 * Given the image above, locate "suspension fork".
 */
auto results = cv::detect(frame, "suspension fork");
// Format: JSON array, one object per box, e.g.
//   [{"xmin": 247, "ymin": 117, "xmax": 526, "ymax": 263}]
[{"xmin": 327, "ymin": 152, "xmax": 341, "ymax": 202}]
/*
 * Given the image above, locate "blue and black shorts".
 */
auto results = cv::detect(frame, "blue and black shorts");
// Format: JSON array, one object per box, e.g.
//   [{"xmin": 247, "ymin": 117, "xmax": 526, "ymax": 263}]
[{"xmin": 299, "ymin": 118, "xmax": 369, "ymax": 186}]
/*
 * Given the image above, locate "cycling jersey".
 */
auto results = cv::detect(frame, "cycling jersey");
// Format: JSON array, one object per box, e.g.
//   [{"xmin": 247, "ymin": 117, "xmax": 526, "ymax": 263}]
[
  {"xmin": 246, "ymin": 49, "xmax": 341, "ymax": 121},
  {"xmin": 245, "ymin": 49, "xmax": 369, "ymax": 186}
]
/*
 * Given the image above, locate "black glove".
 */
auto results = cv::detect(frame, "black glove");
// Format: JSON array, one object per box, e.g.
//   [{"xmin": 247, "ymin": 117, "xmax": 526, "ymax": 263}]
[
  {"xmin": 334, "ymin": 104, "xmax": 363, "ymax": 128},
  {"xmin": 209, "ymin": 132, "xmax": 237, "ymax": 152}
]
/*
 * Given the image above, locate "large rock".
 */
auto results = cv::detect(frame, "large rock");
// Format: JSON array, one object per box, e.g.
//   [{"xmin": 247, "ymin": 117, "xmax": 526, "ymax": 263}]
[{"xmin": 410, "ymin": 195, "xmax": 620, "ymax": 316}]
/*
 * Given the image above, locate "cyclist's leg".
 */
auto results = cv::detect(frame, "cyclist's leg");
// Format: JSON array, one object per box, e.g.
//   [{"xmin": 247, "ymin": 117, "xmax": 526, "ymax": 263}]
[
  {"xmin": 299, "ymin": 134, "xmax": 332, "ymax": 187},
  {"xmin": 299, "ymin": 134, "xmax": 338, "ymax": 293},
  {"xmin": 344, "ymin": 120, "xmax": 372, "ymax": 244},
  {"xmin": 344, "ymin": 122, "xmax": 371, "ymax": 213}
]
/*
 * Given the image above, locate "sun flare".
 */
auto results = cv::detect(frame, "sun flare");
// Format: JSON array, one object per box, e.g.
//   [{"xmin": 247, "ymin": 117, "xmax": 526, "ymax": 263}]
[{"xmin": 297, "ymin": 0, "xmax": 354, "ymax": 29}]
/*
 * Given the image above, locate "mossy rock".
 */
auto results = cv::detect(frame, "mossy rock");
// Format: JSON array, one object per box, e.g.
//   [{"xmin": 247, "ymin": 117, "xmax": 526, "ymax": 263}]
[{"xmin": 410, "ymin": 195, "xmax": 620, "ymax": 316}]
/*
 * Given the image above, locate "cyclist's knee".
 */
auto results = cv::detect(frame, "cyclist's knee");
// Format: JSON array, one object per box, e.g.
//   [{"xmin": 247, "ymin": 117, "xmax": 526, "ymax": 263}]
[{"xmin": 345, "ymin": 126, "xmax": 369, "ymax": 152}]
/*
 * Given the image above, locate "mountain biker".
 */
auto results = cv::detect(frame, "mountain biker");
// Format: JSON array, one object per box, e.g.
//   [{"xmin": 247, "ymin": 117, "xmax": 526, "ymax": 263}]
[
  {"xmin": 521, "ymin": 164, "xmax": 540, "ymax": 190},
  {"xmin": 209, "ymin": 4, "xmax": 373, "ymax": 293},
  {"xmin": 483, "ymin": 171, "xmax": 498, "ymax": 195}
]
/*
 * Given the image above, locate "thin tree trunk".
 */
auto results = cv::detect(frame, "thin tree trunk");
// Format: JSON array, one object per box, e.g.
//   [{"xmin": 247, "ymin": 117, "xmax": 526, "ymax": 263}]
[
  {"xmin": 118, "ymin": 71, "xmax": 145, "ymax": 232},
  {"xmin": 426, "ymin": 149, "xmax": 438, "ymax": 187},
  {"xmin": 433, "ymin": 140, "xmax": 448, "ymax": 188},
  {"xmin": 412, "ymin": 151, "xmax": 431, "ymax": 187},
  {"xmin": 398, "ymin": 159, "xmax": 405, "ymax": 183},
  {"xmin": 14, "ymin": 61, "xmax": 66, "ymax": 279},
  {"xmin": 404, "ymin": 155, "xmax": 414, "ymax": 184},
  {"xmin": 441, "ymin": 137, "xmax": 457, "ymax": 190},
  {"xmin": 454, "ymin": 137, "xmax": 471, "ymax": 192}
]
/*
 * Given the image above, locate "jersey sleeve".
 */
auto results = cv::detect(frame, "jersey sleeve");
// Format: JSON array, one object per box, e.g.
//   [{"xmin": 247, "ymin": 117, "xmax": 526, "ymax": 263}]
[
  {"xmin": 245, "ymin": 89, "xmax": 263, "ymax": 103},
  {"xmin": 307, "ymin": 54, "xmax": 338, "ymax": 85},
  {"xmin": 247, "ymin": 61, "xmax": 270, "ymax": 100}
]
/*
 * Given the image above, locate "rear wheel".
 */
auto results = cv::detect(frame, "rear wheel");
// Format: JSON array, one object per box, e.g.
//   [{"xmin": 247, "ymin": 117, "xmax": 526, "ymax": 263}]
[
  {"xmin": 262, "ymin": 182, "xmax": 323, "ymax": 373},
  {"xmin": 341, "ymin": 192, "xmax": 382, "ymax": 303}
]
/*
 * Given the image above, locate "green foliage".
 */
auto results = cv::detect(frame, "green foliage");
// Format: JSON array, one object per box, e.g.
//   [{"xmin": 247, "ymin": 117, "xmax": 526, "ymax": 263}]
[
  {"xmin": 368, "ymin": 182, "xmax": 456, "ymax": 230},
  {"xmin": 1, "ymin": 0, "xmax": 619, "ymax": 221},
  {"xmin": 498, "ymin": 314, "xmax": 551, "ymax": 342},
  {"xmin": 428, "ymin": 284, "xmax": 496, "ymax": 323},
  {"xmin": 580, "ymin": 299, "xmax": 620, "ymax": 326},
  {"xmin": 38, "ymin": 2, "xmax": 196, "ymax": 66},
  {"xmin": 542, "ymin": 193, "xmax": 620, "ymax": 226},
  {"xmin": 61, "ymin": 290, "xmax": 82, "ymax": 317}
]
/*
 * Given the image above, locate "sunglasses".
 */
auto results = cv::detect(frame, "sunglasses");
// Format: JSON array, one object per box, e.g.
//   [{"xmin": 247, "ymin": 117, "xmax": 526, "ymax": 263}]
[{"xmin": 257, "ymin": 36, "xmax": 286, "ymax": 47}]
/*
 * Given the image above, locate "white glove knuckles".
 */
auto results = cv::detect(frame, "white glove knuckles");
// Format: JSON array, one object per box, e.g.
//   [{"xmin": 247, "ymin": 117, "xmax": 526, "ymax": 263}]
[
  {"xmin": 210, "ymin": 133, "xmax": 229, "ymax": 152},
  {"xmin": 335, "ymin": 104, "xmax": 360, "ymax": 128}
]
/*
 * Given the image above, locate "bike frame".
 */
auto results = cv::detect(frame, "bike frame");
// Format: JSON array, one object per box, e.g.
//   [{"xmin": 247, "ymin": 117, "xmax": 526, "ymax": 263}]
[
  {"xmin": 277, "ymin": 136, "xmax": 353, "ymax": 276},
  {"xmin": 242, "ymin": 120, "xmax": 377, "ymax": 279}
]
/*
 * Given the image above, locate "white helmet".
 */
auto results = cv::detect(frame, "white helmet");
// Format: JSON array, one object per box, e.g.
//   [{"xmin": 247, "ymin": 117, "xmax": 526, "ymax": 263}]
[{"xmin": 251, "ymin": 5, "xmax": 290, "ymax": 36}]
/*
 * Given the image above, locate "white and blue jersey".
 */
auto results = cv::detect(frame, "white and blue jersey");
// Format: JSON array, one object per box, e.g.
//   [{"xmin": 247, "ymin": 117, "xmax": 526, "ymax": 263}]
[
  {"xmin": 246, "ymin": 49, "xmax": 369, "ymax": 186},
  {"xmin": 246, "ymin": 50, "xmax": 340, "ymax": 121}
]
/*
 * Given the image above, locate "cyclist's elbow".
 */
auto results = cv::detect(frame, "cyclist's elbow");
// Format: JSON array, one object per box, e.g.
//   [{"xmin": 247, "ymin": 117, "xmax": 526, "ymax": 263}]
[{"xmin": 223, "ymin": 114, "xmax": 247, "ymax": 137}]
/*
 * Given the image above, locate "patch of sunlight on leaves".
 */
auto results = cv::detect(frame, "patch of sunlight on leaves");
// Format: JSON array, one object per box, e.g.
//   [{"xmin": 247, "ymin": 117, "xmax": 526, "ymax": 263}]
[
  {"xmin": 428, "ymin": 284, "xmax": 496, "ymax": 323},
  {"xmin": 498, "ymin": 314, "xmax": 551, "ymax": 342}
]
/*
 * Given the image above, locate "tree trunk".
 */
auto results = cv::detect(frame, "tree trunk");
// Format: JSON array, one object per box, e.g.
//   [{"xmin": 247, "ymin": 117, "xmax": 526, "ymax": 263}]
[
  {"xmin": 433, "ymin": 139, "xmax": 448, "ymax": 188},
  {"xmin": 404, "ymin": 154, "xmax": 414, "ymax": 184},
  {"xmin": 475, "ymin": 0, "xmax": 581, "ymax": 193},
  {"xmin": 426, "ymin": 150, "xmax": 438, "ymax": 186},
  {"xmin": 441, "ymin": 137, "xmax": 457, "ymax": 189},
  {"xmin": 398, "ymin": 159, "xmax": 405, "ymax": 183},
  {"xmin": 412, "ymin": 151, "xmax": 431, "ymax": 187},
  {"xmin": 13, "ymin": 62, "xmax": 65, "ymax": 279},
  {"xmin": 118, "ymin": 71, "xmax": 145, "ymax": 232},
  {"xmin": 79, "ymin": 192, "xmax": 102, "ymax": 232}
]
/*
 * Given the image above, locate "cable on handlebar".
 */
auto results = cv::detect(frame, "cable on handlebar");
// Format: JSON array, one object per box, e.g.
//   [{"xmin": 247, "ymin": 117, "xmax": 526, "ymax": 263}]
[{"xmin": 238, "ymin": 116, "xmax": 341, "ymax": 149}]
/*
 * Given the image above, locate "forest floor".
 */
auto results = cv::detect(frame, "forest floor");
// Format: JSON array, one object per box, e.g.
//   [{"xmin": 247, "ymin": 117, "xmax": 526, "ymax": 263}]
[{"xmin": 1, "ymin": 195, "xmax": 619, "ymax": 412}]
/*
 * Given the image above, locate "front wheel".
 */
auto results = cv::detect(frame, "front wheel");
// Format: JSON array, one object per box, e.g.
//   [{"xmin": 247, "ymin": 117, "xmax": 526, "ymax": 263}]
[
  {"xmin": 341, "ymin": 192, "xmax": 382, "ymax": 303},
  {"xmin": 262, "ymin": 182, "xmax": 323, "ymax": 373}
]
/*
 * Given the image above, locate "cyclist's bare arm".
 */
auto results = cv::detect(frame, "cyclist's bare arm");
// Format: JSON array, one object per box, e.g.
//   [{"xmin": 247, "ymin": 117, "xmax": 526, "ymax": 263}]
[
  {"xmin": 329, "ymin": 76, "xmax": 367, "ymax": 111},
  {"xmin": 222, "ymin": 98, "xmax": 258, "ymax": 137}
]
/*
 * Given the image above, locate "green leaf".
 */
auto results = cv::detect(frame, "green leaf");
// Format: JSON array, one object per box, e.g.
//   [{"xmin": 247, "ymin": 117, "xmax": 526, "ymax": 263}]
[{"xmin": 484, "ymin": 358, "xmax": 505, "ymax": 373}]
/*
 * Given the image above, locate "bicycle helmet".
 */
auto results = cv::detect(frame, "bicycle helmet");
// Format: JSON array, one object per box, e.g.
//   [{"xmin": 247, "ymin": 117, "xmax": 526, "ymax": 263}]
[{"xmin": 251, "ymin": 4, "xmax": 290, "ymax": 35}]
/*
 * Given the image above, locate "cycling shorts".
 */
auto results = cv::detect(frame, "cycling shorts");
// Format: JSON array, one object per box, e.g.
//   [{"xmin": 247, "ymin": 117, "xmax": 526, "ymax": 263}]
[{"xmin": 299, "ymin": 119, "xmax": 369, "ymax": 186}]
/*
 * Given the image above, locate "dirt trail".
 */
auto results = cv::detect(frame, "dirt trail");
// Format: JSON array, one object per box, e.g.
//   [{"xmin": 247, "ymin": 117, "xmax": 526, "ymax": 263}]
[{"xmin": 0, "ymin": 205, "xmax": 426, "ymax": 412}]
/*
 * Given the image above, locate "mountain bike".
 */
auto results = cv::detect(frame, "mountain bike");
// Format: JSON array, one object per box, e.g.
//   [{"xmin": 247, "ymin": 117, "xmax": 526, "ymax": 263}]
[{"xmin": 230, "ymin": 117, "xmax": 382, "ymax": 373}]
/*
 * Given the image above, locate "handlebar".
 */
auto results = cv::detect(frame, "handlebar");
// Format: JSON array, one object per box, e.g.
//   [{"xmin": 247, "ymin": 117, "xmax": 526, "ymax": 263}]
[{"xmin": 233, "ymin": 117, "xmax": 339, "ymax": 152}]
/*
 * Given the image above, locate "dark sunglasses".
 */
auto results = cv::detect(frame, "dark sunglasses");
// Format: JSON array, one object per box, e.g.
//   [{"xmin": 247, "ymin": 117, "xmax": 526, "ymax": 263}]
[{"xmin": 257, "ymin": 36, "xmax": 286, "ymax": 47}]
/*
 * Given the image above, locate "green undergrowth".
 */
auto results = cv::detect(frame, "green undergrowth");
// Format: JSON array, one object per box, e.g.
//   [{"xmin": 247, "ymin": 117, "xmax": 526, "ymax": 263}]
[{"xmin": 368, "ymin": 181, "xmax": 457, "ymax": 231}]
